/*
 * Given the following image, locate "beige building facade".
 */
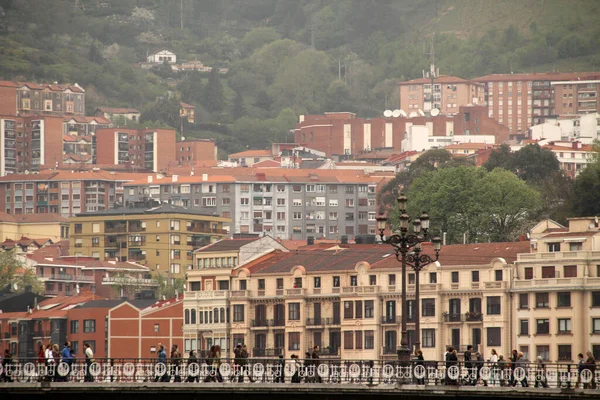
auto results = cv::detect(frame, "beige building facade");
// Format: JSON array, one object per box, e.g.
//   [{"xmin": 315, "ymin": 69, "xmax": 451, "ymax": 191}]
[{"xmin": 513, "ymin": 217, "xmax": 600, "ymax": 362}]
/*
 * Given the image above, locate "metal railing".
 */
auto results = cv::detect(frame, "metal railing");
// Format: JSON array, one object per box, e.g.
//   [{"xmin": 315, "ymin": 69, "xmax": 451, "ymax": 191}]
[{"xmin": 0, "ymin": 358, "xmax": 598, "ymax": 389}]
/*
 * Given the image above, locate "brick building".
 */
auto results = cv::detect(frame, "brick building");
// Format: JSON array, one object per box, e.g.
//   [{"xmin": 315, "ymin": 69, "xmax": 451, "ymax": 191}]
[
  {"xmin": 95, "ymin": 128, "xmax": 177, "ymax": 173},
  {"xmin": 0, "ymin": 170, "xmax": 151, "ymax": 217},
  {"xmin": 0, "ymin": 114, "xmax": 64, "ymax": 175},
  {"xmin": 472, "ymin": 72, "xmax": 600, "ymax": 135},
  {"xmin": 0, "ymin": 81, "xmax": 85, "ymax": 117},
  {"xmin": 107, "ymin": 296, "xmax": 183, "ymax": 359},
  {"xmin": 399, "ymin": 76, "xmax": 485, "ymax": 114},
  {"xmin": 176, "ymin": 139, "xmax": 217, "ymax": 166}
]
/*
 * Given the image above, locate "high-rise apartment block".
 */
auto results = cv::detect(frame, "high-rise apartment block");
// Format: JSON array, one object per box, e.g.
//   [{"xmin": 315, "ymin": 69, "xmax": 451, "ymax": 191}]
[
  {"xmin": 124, "ymin": 168, "xmax": 386, "ymax": 240},
  {"xmin": 399, "ymin": 76, "xmax": 485, "ymax": 114},
  {"xmin": 95, "ymin": 128, "xmax": 177, "ymax": 173}
]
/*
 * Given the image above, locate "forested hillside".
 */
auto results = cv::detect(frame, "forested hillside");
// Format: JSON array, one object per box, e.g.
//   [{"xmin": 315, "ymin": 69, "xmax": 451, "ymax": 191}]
[{"xmin": 0, "ymin": 0, "xmax": 599, "ymax": 155}]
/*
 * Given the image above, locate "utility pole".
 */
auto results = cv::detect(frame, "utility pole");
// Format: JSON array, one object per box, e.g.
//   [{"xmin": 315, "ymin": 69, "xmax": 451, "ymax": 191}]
[
  {"xmin": 180, "ymin": 0, "xmax": 184, "ymax": 30},
  {"xmin": 310, "ymin": 23, "xmax": 315, "ymax": 49}
]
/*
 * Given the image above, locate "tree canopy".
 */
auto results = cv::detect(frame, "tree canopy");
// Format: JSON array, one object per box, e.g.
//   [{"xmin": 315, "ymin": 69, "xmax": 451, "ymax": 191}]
[{"xmin": 0, "ymin": 250, "xmax": 43, "ymax": 294}]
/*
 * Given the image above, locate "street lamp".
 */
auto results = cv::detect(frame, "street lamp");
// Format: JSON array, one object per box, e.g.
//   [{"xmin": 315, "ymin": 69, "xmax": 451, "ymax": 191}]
[{"xmin": 376, "ymin": 193, "xmax": 441, "ymax": 361}]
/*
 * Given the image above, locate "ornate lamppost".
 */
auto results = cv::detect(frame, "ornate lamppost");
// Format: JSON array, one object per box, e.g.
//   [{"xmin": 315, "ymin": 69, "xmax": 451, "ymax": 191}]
[{"xmin": 376, "ymin": 193, "xmax": 442, "ymax": 361}]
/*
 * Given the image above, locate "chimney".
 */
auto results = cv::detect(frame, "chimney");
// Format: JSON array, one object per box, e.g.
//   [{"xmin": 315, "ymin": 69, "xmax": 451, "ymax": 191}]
[
  {"xmin": 147, "ymin": 176, "xmax": 153, "ymax": 183},
  {"xmin": 172, "ymin": 174, "xmax": 178, "ymax": 182},
  {"xmin": 202, "ymin": 173, "xmax": 208, "ymax": 182},
  {"xmin": 307, "ymin": 236, "xmax": 315, "ymax": 246}
]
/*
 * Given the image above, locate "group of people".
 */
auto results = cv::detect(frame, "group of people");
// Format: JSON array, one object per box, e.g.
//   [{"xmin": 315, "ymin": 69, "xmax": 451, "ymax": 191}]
[
  {"xmin": 441, "ymin": 346, "xmax": 598, "ymax": 388},
  {"xmin": 1, "ymin": 341, "xmax": 94, "ymax": 382}
]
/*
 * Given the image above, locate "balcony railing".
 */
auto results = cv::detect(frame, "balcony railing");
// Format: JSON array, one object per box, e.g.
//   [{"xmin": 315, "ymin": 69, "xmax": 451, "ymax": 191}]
[
  {"xmin": 102, "ymin": 276, "xmax": 158, "ymax": 286},
  {"xmin": 306, "ymin": 318, "xmax": 332, "ymax": 326},
  {"xmin": 251, "ymin": 319, "xmax": 270, "ymax": 327},
  {"xmin": 443, "ymin": 313, "xmax": 463, "ymax": 322},
  {"xmin": 231, "ymin": 290, "xmax": 249, "ymax": 298},
  {"xmin": 465, "ymin": 312, "xmax": 483, "ymax": 322},
  {"xmin": 48, "ymin": 274, "xmax": 94, "ymax": 282},
  {"xmin": 383, "ymin": 346, "xmax": 398, "ymax": 355},
  {"xmin": 381, "ymin": 316, "xmax": 398, "ymax": 324},
  {"xmin": 184, "ymin": 290, "xmax": 228, "ymax": 299},
  {"xmin": 285, "ymin": 288, "xmax": 306, "ymax": 296},
  {"xmin": 187, "ymin": 226, "xmax": 228, "ymax": 235},
  {"xmin": 252, "ymin": 348, "xmax": 283, "ymax": 358},
  {"xmin": 341, "ymin": 286, "xmax": 379, "ymax": 294},
  {"xmin": 105, "ymin": 225, "xmax": 127, "ymax": 233}
]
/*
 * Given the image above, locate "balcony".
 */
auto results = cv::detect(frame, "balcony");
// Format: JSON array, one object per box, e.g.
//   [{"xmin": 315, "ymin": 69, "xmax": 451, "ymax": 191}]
[
  {"xmin": 341, "ymin": 286, "xmax": 379, "ymax": 294},
  {"xmin": 251, "ymin": 319, "xmax": 270, "ymax": 328},
  {"xmin": 3, "ymin": 333, "xmax": 10, "ymax": 339},
  {"xmin": 252, "ymin": 348, "xmax": 283, "ymax": 358},
  {"xmin": 44, "ymin": 289, "xmax": 58, "ymax": 296},
  {"xmin": 105, "ymin": 222, "xmax": 127, "ymax": 233},
  {"xmin": 128, "ymin": 239, "xmax": 146, "ymax": 247},
  {"xmin": 484, "ymin": 281, "xmax": 507, "ymax": 289},
  {"xmin": 465, "ymin": 311, "xmax": 483, "ymax": 322},
  {"xmin": 48, "ymin": 274, "xmax": 94, "ymax": 282},
  {"xmin": 518, "ymin": 250, "xmax": 600, "ymax": 261},
  {"xmin": 513, "ymin": 277, "xmax": 588, "ymax": 288},
  {"xmin": 285, "ymin": 288, "xmax": 306, "ymax": 296},
  {"xmin": 102, "ymin": 276, "xmax": 158, "ymax": 286},
  {"xmin": 184, "ymin": 290, "xmax": 228, "ymax": 299},
  {"xmin": 381, "ymin": 316, "xmax": 398, "ymax": 324},
  {"xmin": 273, "ymin": 319, "xmax": 285, "ymax": 327},
  {"xmin": 187, "ymin": 225, "xmax": 228, "ymax": 235},
  {"xmin": 306, "ymin": 318, "xmax": 332, "ymax": 326},
  {"xmin": 383, "ymin": 346, "xmax": 398, "ymax": 355},
  {"xmin": 104, "ymin": 240, "xmax": 119, "ymax": 248},
  {"xmin": 443, "ymin": 313, "xmax": 463, "ymax": 323},
  {"xmin": 127, "ymin": 253, "xmax": 146, "ymax": 262},
  {"xmin": 128, "ymin": 222, "xmax": 145, "ymax": 232},
  {"xmin": 231, "ymin": 290, "xmax": 249, "ymax": 298}
]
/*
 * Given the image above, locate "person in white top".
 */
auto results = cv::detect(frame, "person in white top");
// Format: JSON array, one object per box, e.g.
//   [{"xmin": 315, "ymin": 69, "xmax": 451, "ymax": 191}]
[
  {"xmin": 489, "ymin": 349, "xmax": 499, "ymax": 385},
  {"xmin": 44, "ymin": 344, "xmax": 54, "ymax": 364},
  {"xmin": 84, "ymin": 343, "xmax": 94, "ymax": 382}
]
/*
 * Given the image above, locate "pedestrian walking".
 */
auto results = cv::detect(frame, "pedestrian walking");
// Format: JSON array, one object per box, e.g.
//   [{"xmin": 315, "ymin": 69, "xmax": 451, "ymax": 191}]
[
  {"xmin": 84, "ymin": 343, "xmax": 94, "ymax": 382},
  {"xmin": 584, "ymin": 351, "xmax": 596, "ymax": 389},
  {"xmin": 186, "ymin": 350, "xmax": 199, "ymax": 382},
  {"xmin": 534, "ymin": 356, "xmax": 548, "ymax": 388}
]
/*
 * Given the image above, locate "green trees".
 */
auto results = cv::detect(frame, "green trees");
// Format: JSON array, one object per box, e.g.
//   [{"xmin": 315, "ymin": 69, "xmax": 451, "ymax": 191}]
[
  {"xmin": 0, "ymin": 250, "xmax": 42, "ymax": 294},
  {"xmin": 406, "ymin": 167, "xmax": 542, "ymax": 244}
]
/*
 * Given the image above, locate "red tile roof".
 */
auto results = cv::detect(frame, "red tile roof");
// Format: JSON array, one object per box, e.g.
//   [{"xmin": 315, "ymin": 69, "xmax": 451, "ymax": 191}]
[
  {"xmin": 229, "ymin": 150, "xmax": 273, "ymax": 158},
  {"xmin": 252, "ymin": 160, "xmax": 281, "ymax": 168},
  {"xmin": 15, "ymin": 82, "xmax": 84, "ymax": 93},
  {"xmin": 195, "ymin": 238, "xmax": 259, "ymax": 253},
  {"xmin": 473, "ymin": 72, "xmax": 600, "ymax": 82},
  {"xmin": 180, "ymin": 102, "xmax": 194, "ymax": 109},
  {"xmin": 64, "ymin": 115, "xmax": 111, "ymax": 124},
  {"xmin": 29, "ymin": 240, "xmax": 70, "ymax": 259},
  {"xmin": 399, "ymin": 75, "xmax": 479, "ymax": 85},
  {"xmin": 0, "ymin": 212, "xmax": 68, "ymax": 223},
  {"xmin": 0, "ymin": 170, "xmax": 151, "ymax": 183}
]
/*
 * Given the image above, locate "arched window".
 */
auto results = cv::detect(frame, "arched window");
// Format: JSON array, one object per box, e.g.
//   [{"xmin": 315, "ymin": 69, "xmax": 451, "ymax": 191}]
[
  {"xmin": 220, "ymin": 308, "xmax": 225, "ymax": 323},
  {"xmin": 213, "ymin": 308, "xmax": 219, "ymax": 323},
  {"xmin": 200, "ymin": 310, "xmax": 204, "ymax": 324},
  {"xmin": 191, "ymin": 309, "xmax": 197, "ymax": 324},
  {"xmin": 184, "ymin": 309, "xmax": 190, "ymax": 324},
  {"xmin": 209, "ymin": 310, "xmax": 212, "ymax": 324}
]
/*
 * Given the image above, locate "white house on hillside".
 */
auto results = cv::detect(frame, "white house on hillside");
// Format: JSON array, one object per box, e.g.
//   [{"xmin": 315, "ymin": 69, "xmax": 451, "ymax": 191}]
[{"xmin": 147, "ymin": 49, "xmax": 177, "ymax": 64}]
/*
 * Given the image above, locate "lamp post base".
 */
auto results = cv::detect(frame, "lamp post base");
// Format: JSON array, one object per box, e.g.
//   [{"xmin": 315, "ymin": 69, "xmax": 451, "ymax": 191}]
[{"xmin": 397, "ymin": 346, "xmax": 412, "ymax": 362}]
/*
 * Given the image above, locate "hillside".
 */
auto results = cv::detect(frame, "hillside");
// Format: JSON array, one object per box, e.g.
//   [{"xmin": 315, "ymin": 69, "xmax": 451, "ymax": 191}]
[{"xmin": 0, "ymin": 0, "xmax": 598, "ymax": 156}]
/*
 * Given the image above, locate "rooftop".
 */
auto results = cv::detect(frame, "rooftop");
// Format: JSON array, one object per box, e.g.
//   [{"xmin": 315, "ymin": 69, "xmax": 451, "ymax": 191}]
[
  {"xmin": 195, "ymin": 238, "xmax": 259, "ymax": 253},
  {"xmin": 74, "ymin": 203, "xmax": 222, "ymax": 218},
  {"xmin": 473, "ymin": 72, "xmax": 600, "ymax": 82},
  {"xmin": 229, "ymin": 149, "xmax": 273, "ymax": 158},
  {"xmin": 0, "ymin": 212, "xmax": 68, "ymax": 224},
  {"xmin": 95, "ymin": 107, "xmax": 140, "ymax": 114}
]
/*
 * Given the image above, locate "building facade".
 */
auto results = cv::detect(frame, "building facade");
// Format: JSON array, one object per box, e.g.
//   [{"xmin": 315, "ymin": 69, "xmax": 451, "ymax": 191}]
[
  {"xmin": 399, "ymin": 76, "xmax": 485, "ymax": 114},
  {"xmin": 0, "ymin": 81, "xmax": 85, "ymax": 117},
  {"xmin": 94, "ymin": 107, "xmax": 141, "ymax": 123},
  {"xmin": 67, "ymin": 203, "xmax": 230, "ymax": 278},
  {"xmin": 123, "ymin": 168, "xmax": 387, "ymax": 240},
  {"xmin": 176, "ymin": 139, "xmax": 217, "ymax": 166},
  {"xmin": 95, "ymin": 128, "xmax": 177, "ymax": 173},
  {"xmin": 0, "ymin": 170, "xmax": 150, "ymax": 217},
  {"xmin": 512, "ymin": 217, "xmax": 600, "ymax": 362}
]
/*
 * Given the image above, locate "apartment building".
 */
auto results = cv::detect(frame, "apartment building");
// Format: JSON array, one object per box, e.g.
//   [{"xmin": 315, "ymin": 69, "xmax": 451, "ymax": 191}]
[
  {"xmin": 513, "ymin": 217, "xmax": 600, "ymax": 362},
  {"xmin": 228, "ymin": 150, "xmax": 274, "ymax": 167},
  {"xmin": 0, "ymin": 80, "xmax": 85, "ymax": 117},
  {"xmin": 181, "ymin": 241, "xmax": 528, "ymax": 361},
  {"xmin": 95, "ymin": 128, "xmax": 177, "ymax": 173},
  {"xmin": 472, "ymin": 72, "xmax": 600, "ymax": 135},
  {"xmin": 399, "ymin": 76, "xmax": 485, "ymax": 114},
  {"xmin": 94, "ymin": 107, "xmax": 141, "ymax": 123},
  {"xmin": 183, "ymin": 236, "xmax": 288, "ymax": 355},
  {"xmin": 0, "ymin": 212, "xmax": 67, "ymax": 242},
  {"xmin": 0, "ymin": 114, "xmax": 64, "ymax": 175},
  {"xmin": 63, "ymin": 115, "xmax": 112, "ymax": 136},
  {"xmin": 177, "ymin": 139, "xmax": 217, "ymax": 166},
  {"xmin": 67, "ymin": 203, "xmax": 230, "ymax": 278},
  {"xmin": 124, "ymin": 168, "xmax": 386, "ymax": 240},
  {"xmin": 0, "ymin": 170, "xmax": 150, "ymax": 217}
]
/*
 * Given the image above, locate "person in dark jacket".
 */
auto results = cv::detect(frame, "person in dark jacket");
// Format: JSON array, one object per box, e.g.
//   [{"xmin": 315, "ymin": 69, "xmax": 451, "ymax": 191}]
[
  {"xmin": 509, "ymin": 349, "xmax": 518, "ymax": 386},
  {"xmin": 171, "ymin": 344, "xmax": 182, "ymax": 382},
  {"xmin": 311, "ymin": 346, "xmax": 321, "ymax": 383},
  {"xmin": 155, "ymin": 344, "xmax": 168, "ymax": 382},
  {"xmin": 1, "ymin": 349, "xmax": 13, "ymax": 382},
  {"xmin": 60, "ymin": 342, "xmax": 74, "ymax": 382},
  {"xmin": 584, "ymin": 351, "xmax": 597, "ymax": 389},
  {"xmin": 464, "ymin": 345, "xmax": 474, "ymax": 385},
  {"xmin": 414, "ymin": 350, "xmax": 425, "ymax": 385},
  {"xmin": 576, "ymin": 353, "xmax": 585, "ymax": 388},
  {"xmin": 445, "ymin": 347, "xmax": 458, "ymax": 385},
  {"xmin": 304, "ymin": 352, "xmax": 313, "ymax": 383},
  {"xmin": 186, "ymin": 350, "xmax": 198, "ymax": 382}
]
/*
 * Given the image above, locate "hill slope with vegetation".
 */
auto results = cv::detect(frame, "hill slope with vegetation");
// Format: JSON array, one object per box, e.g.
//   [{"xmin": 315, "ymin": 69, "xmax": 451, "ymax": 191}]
[{"xmin": 0, "ymin": 0, "xmax": 599, "ymax": 155}]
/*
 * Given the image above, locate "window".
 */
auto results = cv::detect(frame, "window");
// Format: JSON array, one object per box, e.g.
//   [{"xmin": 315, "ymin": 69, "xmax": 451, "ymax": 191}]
[
  {"xmin": 288, "ymin": 303, "xmax": 300, "ymax": 320},
  {"xmin": 558, "ymin": 345, "xmax": 572, "ymax": 361},
  {"xmin": 344, "ymin": 331, "xmax": 353, "ymax": 350},
  {"xmin": 536, "ymin": 293, "xmax": 549, "ymax": 308},
  {"xmin": 471, "ymin": 271, "xmax": 479, "ymax": 282},
  {"xmin": 233, "ymin": 305, "xmax": 245, "ymax": 322},
  {"xmin": 314, "ymin": 277, "xmax": 321, "ymax": 288},
  {"xmin": 154, "ymin": 324, "xmax": 159, "ymax": 332},
  {"xmin": 239, "ymin": 280, "xmax": 247, "ymax": 290},
  {"xmin": 547, "ymin": 242, "xmax": 560, "ymax": 252},
  {"xmin": 258, "ymin": 279, "xmax": 265, "ymax": 290},
  {"xmin": 350, "ymin": 276, "xmax": 357, "ymax": 286},
  {"xmin": 422, "ymin": 329, "xmax": 435, "ymax": 348},
  {"xmin": 364, "ymin": 300, "xmax": 374, "ymax": 318},
  {"xmin": 355, "ymin": 330, "xmax": 363, "ymax": 350},
  {"xmin": 541, "ymin": 266, "xmax": 555, "ymax": 278},
  {"xmin": 83, "ymin": 320, "xmax": 96, "ymax": 333},
  {"xmin": 71, "ymin": 341, "xmax": 79, "ymax": 355},
  {"xmin": 564, "ymin": 265, "xmax": 577, "ymax": 278},
  {"xmin": 277, "ymin": 278, "xmax": 284, "ymax": 290},
  {"xmin": 333, "ymin": 276, "xmax": 340, "ymax": 288},
  {"xmin": 486, "ymin": 296, "xmax": 501, "ymax": 315},
  {"xmin": 293, "ymin": 277, "xmax": 302, "ymax": 288},
  {"xmin": 422, "ymin": 299, "xmax": 435, "ymax": 317},
  {"xmin": 388, "ymin": 274, "xmax": 396, "ymax": 286},
  {"xmin": 536, "ymin": 319, "xmax": 550, "ymax": 334},
  {"xmin": 557, "ymin": 292, "xmax": 571, "ymax": 307},
  {"xmin": 520, "ymin": 319, "xmax": 529, "ymax": 335},
  {"xmin": 365, "ymin": 330, "xmax": 374, "ymax": 349},
  {"xmin": 369, "ymin": 275, "xmax": 376, "ymax": 286},
  {"xmin": 288, "ymin": 332, "xmax": 300, "ymax": 350},
  {"xmin": 70, "ymin": 320, "xmax": 79, "ymax": 334},
  {"xmin": 451, "ymin": 272, "xmax": 459, "ymax": 283},
  {"xmin": 519, "ymin": 293, "xmax": 529, "ymax": 309},
  {"xmin": 75, "ymin": 224, "xmax": 82, "ymax": 234},
  {"xmin": 524, "ymin": 267, "xmax": 533, "ymax": 280},
  {"xmin": 569, "ymin": 242, "xmax": 582, "ymax": 251},
  {"xmin": 487, "ymin": 327, "xmax": 501, "ymax": 346},
  {"xmin": 558, "ymin": 318, "xmax": 571, "ymax": 334},
  {"xmin": 593, "ymin": 318, "xmax": 600, "ymax": 333},
  {"xmin": 344, "ymin": 301, "xmax": 354, "ymax": 319},
  {"xmin": 429, "ymin": 273, "xmax": 437, "ymax": 284},
  {"xmin": 537, "ymin": 345, "xmax": 550, "ymax": 361},
  {"xmin": 494, "ymin": 270, "xmax": 503, "ymax": 281}
]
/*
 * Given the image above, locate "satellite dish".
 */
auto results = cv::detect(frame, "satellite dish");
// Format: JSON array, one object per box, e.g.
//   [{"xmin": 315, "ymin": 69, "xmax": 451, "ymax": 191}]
[
  {"xmin": 431, "ymin": 108, "xmax": 440, "ymax": 117},
  {"xmin": 383, "ymin": 110, "xmax": 393, "ymax": 118},
  {"xmin": 392, "ymin": 109, "xmax": 401, "ymax": 118},
  {"xmin": 181, "ymin": 136, "xmax": 186, "ymax": 141},
  {"xmin": 409, "ymin": 112, "xmax": 418, "ymax": 118},
  {"xmin": 399, "ymin": 109, "xmax": 407, "ymax": 117},
  {"xmin": 418, "ymin": 109, "xmax": 425, "ymax": 116}
]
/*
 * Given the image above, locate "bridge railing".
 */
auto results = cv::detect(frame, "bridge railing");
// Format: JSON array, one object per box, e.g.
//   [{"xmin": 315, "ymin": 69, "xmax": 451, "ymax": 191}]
[{"xmin": 0, "ymin": 358, "xmax": 598, "ymax": 388}]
